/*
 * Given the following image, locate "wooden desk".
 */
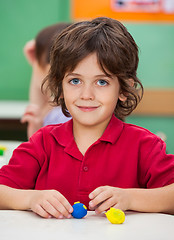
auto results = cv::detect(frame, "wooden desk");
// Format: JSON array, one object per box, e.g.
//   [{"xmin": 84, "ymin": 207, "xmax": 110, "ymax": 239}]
[{"xmin": 0, "ymin": 210, "xmax": 173, "ymax": 240}]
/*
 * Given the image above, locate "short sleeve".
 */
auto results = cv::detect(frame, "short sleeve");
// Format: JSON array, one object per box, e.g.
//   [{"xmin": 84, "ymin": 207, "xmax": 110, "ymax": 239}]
[
  {"xmin": 0, "ymin": 129, "xmax": 46, "ymax": 189},
  {"xmin": 139, "ymin": 137, "xmax": 174, "ymax": 188}
]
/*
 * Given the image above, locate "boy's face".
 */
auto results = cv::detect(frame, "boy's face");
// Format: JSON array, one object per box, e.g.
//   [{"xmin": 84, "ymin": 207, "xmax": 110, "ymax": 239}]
[{"xmin": 62, "ymin": 53, "xmax": 126, "ymax": 129}]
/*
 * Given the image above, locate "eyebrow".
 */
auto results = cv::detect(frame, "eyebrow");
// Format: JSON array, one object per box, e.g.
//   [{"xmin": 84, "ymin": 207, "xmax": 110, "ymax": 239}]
[{"xmin": 65, "ymin": 72, "xmax": 113, "ymax": 78}]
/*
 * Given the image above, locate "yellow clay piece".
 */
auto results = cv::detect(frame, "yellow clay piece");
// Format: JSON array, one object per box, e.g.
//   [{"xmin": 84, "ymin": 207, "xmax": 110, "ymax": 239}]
[{"xmin": 105, "ymin": 208, "xmax": 125, "ymax": 224}]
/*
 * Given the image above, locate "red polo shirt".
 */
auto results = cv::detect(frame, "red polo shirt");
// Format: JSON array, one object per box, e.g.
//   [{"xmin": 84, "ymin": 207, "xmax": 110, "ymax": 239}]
[{"xmin": 0, "ymin": 115, "xmax": 174, "ymax": 208}]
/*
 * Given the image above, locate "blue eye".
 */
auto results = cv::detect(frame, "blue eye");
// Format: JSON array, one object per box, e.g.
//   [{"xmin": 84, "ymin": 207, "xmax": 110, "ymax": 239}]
[
  {"xmin": 97, "ymin": 80, "xmax": 108, "ymax": 86},
  {"xmin": 70, "ymin": 78, "xmax": 80, "ymax": 85}
]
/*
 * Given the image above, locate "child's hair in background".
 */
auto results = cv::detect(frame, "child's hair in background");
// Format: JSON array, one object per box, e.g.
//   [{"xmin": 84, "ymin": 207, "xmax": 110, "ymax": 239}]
[
  {"xmin": 43, "ymin": 17, "xmax": 144, "ymax": 121},
  {"xmin": 35, "ymin": 22, "xmax": 72, "ymax": 68}
]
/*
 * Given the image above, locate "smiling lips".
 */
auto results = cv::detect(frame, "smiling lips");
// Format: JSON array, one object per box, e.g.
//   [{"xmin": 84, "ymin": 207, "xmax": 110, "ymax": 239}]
[{"xmin": 78, "ymin": 106, "xmax": 99, "ymax": 112}]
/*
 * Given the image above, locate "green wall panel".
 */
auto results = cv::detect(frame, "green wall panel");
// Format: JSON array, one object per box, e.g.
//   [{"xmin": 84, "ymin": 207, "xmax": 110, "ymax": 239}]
[
  {"xmin": 0, "ymin": 0, "xmax": 70, "ymax": 100},
  {"xmin": 126, "ymin": 24, "xmax": 174, "ymax": 88}
]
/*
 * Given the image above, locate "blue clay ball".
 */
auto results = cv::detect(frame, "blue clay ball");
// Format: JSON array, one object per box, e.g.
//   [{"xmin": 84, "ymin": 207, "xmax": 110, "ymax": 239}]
[{"xmin": 71, "ymin": 202, "xmax": 87, "ymax": 219}]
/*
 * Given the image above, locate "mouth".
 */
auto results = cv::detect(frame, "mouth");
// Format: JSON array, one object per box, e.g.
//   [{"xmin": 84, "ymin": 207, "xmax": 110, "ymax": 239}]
[{"xmin": 77, "ymin": 106, "xmax": 99, "ymax": 112}]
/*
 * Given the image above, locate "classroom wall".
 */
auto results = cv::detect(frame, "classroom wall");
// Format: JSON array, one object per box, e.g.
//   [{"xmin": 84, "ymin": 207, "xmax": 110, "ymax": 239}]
[
  {"xmin": 126, "ymin": 24, "xmax": 174, "ymax": 88},
  {"xmin": 0, "ymin": 0, "xmax": 70, "ymax": 100},
  {"xmin": 0, "ymin": 0, "xmax": 174, "ymax": 153},
  {"xmin": 125, "ymin": 23, "xmax": 174, "ymax": 154}
]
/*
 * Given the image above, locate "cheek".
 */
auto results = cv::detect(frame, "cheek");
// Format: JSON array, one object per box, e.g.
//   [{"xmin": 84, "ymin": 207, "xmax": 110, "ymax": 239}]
[
  {"xmin": 63, "ymin": 92, "xmax": 75, "ymax": 109},
  {"xmin": 109, "ymin": 98, "xmax": 119, "ymax": 111},
  {"xmin": 62, "ymin": 84, "xmax": 70, "ymax": 100},
  {"xmin": 106, "ymin": 90, "xmax": 120, "ymax": 111},
  {"xmin": 63, "ymin": 94, "xmax": 70, "ymax": 106},
  {"xmin": 104, "ymin": 88, "xmax": 119, "ymax": 103}
]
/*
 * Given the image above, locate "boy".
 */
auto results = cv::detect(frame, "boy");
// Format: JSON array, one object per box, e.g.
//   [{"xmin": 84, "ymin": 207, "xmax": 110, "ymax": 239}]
[{"xmin": 0, "ymin": 17, "xmax": 174, "ymax": 218}]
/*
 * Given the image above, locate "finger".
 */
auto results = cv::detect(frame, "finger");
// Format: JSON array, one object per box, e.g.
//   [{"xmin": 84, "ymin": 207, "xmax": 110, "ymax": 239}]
[
  {"xmin": 89, "ymin": 200, "xmax": 104, "ymax": 211},
  {"xmin": 89, "ymin": 186, "xmax": 107, "ymax": 199},
  {"xmin": 24, "ymin": 104, "xmax": 39, "ymax": 114},
  {"xmin": 42, "ymin": 200, "xmax": 63, "ymax": 219},
  {"xmin": 88, "ymin": 204, "xmax": 96, "ymax": 211},
  {"xmin": 20, "ymin": 117, "xmax": 27, "ymax": 124},
  {"xmin": 23, "ymin": 111, "xmax": 35, "ymax": 117},
  {"xmin": 89, "ymin": 189, "xmax": 112, "ymax": 209},
  {"xmin": 21, "ymin": 115, "xmax": 35, "ymax": 123},
  {"xmin": 49, "ymin": 197, "xmax": 72, "ymax": 218},
  {"xmin": 95, "ymin": 197, "xmax": 117, "ymax": 214},
  {"xmin": 53, "ymin": 192, "xmax": 73, "ymax": 216},
  {"xmin": 33, "ymin": 204, "xmax": 51, "ymax": 219}
]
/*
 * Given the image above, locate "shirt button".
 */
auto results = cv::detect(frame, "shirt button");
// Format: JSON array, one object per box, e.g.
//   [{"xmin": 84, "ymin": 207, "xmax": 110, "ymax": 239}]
[{"xmin": 83, "ymin": 166, "xmax": 88, "ymax": 172}]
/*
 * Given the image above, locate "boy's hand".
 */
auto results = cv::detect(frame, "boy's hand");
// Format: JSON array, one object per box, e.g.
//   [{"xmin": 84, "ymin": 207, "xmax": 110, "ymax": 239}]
[
  {"xmin": 29, "ymin": 190, "xmax": 73, "ymax": 219},
  {"xmin": 89, "ymin": 186, "xmax": 130, "ymax": 214}
]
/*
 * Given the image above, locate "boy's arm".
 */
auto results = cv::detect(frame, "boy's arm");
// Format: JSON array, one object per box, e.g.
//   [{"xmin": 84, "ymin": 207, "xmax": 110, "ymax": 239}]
[
  {"xmin": 0, "ymin": 185, "xmax": 73, "ymax": 218},
  {"xmin": 0, "ymin": 185, "xmax": 31, "ymax": 210},
  {"xmin": 128, "ymin": 183, "xmax": 174, "ymax": 214},
  {"xmin": 89, "ymin": 183, "xmax": 174, "ymax": 214}
]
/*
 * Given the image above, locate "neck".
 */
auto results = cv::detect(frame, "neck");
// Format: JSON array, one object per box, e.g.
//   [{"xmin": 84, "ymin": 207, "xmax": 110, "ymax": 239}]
[{"xmin": 73, "ymin": 119, "xmax": 110, "ymax": 155}]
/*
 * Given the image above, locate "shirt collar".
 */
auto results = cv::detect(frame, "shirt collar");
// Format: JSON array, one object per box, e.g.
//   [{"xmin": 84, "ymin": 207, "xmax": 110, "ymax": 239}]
[
  {"xmin": 99, "ymin": 114, "xmax": 124, "ymax": 144},
  {"xmin": 51, "ymin": 114, "xmax": 124, "ymax": 147},
  {"xmin": 51, "ymin": 119, "xmax": 74, "ymax": 147}
]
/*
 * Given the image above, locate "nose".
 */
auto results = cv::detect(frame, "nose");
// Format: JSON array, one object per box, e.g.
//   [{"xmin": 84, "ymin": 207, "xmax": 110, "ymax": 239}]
[{"xmin": 80, "ymin": 84, "xmax": 95, "ymax": 100}]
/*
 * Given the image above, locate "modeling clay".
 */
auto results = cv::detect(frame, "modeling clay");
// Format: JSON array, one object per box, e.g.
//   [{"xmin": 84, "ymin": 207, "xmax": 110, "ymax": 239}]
[
  {"xmin": 105, "ymin": 208, "xmax": 125, "ymax": 224},
  {"xmin": 71, "ymin": 201, "xmax": 87, "ymax": 219}
]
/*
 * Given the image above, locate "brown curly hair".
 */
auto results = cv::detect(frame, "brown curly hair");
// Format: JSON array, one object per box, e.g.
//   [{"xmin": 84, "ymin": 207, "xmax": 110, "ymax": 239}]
[{"xmin": 43, "ymin": 17, "xmax": 143, "ymax": 121}]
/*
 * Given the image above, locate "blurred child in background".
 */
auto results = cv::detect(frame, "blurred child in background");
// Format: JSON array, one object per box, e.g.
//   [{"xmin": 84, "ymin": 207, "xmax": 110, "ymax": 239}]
[{"xmin": 21, "ymin": 23, "xmax": 71, "ymax": 138}]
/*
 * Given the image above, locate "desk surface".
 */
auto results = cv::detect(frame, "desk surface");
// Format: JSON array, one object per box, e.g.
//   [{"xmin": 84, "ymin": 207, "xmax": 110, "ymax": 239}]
[{"xmin": 0, "ymin": 210, "xmax": 173, "ymax": 240}]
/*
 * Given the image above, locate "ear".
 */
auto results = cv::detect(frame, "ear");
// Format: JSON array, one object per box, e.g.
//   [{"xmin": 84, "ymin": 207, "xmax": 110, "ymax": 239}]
[
  {"xmin": 118, "ymin": 92, "xmax": 127, "ymax": 102},
  {"xmin": 23, "ymin": 39, "xmax": 36, "ymax": 65},
  {"xmin": 118, "ymin": 78, "xmax": 134, "ymax": 102}
]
